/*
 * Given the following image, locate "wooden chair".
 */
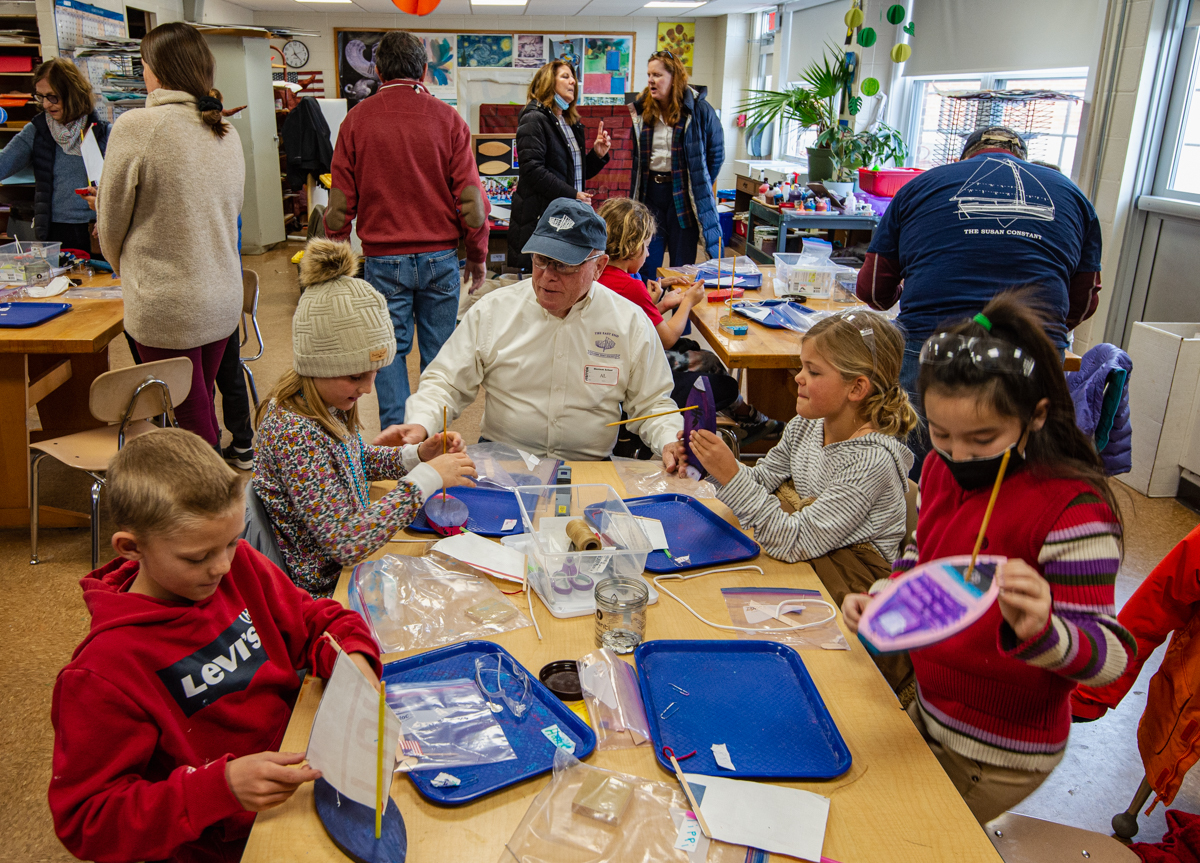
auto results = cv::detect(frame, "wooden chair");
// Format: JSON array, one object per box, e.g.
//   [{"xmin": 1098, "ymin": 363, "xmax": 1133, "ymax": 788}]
[
  {"xmin": 29, "ymin": 357, "xmax": 192, "ymax": 570},
  {"xmin": 239, "ymin": 269, "xmax": 264, "ymax": 407}
]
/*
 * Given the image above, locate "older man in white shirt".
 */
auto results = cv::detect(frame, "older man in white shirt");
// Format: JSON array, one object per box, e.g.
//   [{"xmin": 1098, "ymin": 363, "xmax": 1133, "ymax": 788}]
[{"xmin": 375, "ymin": 198, "xmax": 687, "ymax": 469}]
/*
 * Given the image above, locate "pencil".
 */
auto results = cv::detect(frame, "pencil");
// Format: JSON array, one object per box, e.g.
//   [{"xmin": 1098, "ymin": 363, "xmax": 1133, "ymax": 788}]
[
  {"xmin": 375, "ymin": 678, "xmax": 385, "ymax": 839},
  {"xmin": 441, "ymin": 405, "xmax": 448, "ymax": 502},
  {"xmin": 666, "ymin": 750, "xmax": 712, "ymax": 838},
  {"xmin": 967, "ymin": 447, "xmax": 1013, "ymax": 583},
  {"xmin": 605, "ymin": 404, "xmax": 698, "ymax": 427}
]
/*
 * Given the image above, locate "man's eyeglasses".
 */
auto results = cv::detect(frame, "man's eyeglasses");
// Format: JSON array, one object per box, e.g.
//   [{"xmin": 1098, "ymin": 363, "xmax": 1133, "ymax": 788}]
[
  {"xmin": 33, "ymin": 92, "xmax": 60, "ymax": 106},
  {"xmin": 531, "ymin": 252, "xmax": 603, "ymax": 275}
]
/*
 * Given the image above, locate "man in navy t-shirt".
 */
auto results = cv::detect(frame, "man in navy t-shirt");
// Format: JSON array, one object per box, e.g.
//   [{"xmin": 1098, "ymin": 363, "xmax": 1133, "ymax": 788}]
[{"xmin": 856, "ymin": 126, "xmax": 1103, "ymax": 476}]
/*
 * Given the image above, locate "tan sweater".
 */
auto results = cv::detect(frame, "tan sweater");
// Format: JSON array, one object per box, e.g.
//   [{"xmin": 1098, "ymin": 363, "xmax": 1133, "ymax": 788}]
[{"xmin": 98, "ymin": 89, "xmax": 244, "ymax": 350}]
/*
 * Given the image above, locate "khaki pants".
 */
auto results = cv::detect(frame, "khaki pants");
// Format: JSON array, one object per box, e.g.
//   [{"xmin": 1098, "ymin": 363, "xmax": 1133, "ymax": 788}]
[{"xmin": 906, "ymin": 700, "xmax": 1051, "ymax": 824}]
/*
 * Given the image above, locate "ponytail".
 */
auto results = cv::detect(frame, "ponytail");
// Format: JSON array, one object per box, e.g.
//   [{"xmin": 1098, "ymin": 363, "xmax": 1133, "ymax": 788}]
[
  {"xmin": 196, "ymin": 89, "xmax": 228, "ymax": 138},
  {"xmin": 140, "ymin": 22, "xmax": 229, "ymax": 138},
  {"xmin": 863, "ymin": 381, "xmax": 920, "ymax": 439}
]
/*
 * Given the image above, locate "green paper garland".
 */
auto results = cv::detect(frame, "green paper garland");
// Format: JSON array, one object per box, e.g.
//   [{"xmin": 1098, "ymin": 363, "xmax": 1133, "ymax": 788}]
[
  {"xmin": 861, "ymin": 77, "xmax": 880, "ymax": 96},
  {"xmin": 857, "ymin": 26, "xmax": 876, "ymax": 47},
  {"xmin": 886, "ymin": 4, "xmax": 905, "ymax": 24}
]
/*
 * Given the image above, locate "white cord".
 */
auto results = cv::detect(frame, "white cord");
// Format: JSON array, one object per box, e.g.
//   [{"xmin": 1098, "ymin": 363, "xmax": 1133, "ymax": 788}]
[
  {"xmin": 526, "ymin": 578, "xmax": 543, "ymax": 640},
  {"xmin": 652, "ymin": 565, "xmax": 838, "ymax": 633}
]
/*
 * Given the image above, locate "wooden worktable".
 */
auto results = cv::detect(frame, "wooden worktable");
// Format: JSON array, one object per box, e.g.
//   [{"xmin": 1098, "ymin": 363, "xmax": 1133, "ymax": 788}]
[
  {"xmin": 0, "ymin": 275, "xmax": 124, "ymax": 529},
  {"xmin": 241, "ymin": 462, "xmax": 1001, "ymax": 863}
]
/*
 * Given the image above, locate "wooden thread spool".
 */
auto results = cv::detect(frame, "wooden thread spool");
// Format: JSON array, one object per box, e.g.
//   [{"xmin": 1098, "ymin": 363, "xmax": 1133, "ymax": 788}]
[{"xmin": 566, "ymin": 519, "xmax": 601, "ymax": 551}]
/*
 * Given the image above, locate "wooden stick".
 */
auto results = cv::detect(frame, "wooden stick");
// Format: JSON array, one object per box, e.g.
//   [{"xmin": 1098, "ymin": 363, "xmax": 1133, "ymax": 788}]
[
  {"xmin": 967, "ymin": 447, "xmax": 1013, "ymax": 582},
  {"xmin": 441, "ymin": 405, "xmax": 448, "ymax": 502},
  {"xmin": 375, "ymin": 678, "xmax": 385, "ymax": 839},
  {"xmin": 605, "ymin": 405, "xmax": 698, "ymax": 427},
  {"xmin": 667, "ymin": 750, "xmax": 712, "ymax": 838}
]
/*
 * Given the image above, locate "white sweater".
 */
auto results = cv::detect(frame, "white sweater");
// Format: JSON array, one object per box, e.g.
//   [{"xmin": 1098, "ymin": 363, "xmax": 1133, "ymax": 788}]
[
  {"xmin": 405, "ymin": 279, "xmax": 682, "ymax": 461},
  {"xmin": 98, "ymin": 89, "xmax": 244, "ymax": 350}
]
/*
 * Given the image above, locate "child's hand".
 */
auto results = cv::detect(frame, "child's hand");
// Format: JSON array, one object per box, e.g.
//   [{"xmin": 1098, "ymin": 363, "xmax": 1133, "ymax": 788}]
[
  {"xmin": 841, "ymin": 593, "xmax": 873, "ymax": 634},
  {"xmin": 680, "ymin": 280, "xmax": 706, "ymax": 307},
  {"xmin": 688, "ymin": 429, "xmax": 739, "ymax": 484},
  {"xmin": 417, "ymin": 431, "xmax": 465, "ymax": 462},
  {"xmin": 997, "ymin": 559, "xmax": 1052, "ymax": 642},
  {"xmin": 226, "ymin": 751, "xmax": 321, "ymax": 812},
  {"xmin": 658, "ymin": 288, "xmax": 683, "ymax": 312},
  {"xmin": 427, "ymin": 452, "xmax": 477, "ymax": 489},
  {"xmin": 374, "ymin": 423, "xmax": 427, "ymax": 447}
]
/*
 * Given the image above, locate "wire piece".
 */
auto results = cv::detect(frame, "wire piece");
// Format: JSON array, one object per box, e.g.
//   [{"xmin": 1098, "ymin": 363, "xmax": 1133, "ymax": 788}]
[
  {"xmin": 652, "ymin": 565, "xmax": 839, "ymax": 633},
  {"xmin": 660, "ymin": 701, "xmax": 680, "ymax": 719}
]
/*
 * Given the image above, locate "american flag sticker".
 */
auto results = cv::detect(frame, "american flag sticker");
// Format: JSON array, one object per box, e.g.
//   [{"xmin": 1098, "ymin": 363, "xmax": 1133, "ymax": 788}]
[{"xmin": 398, "ymin": 738, "xmax": 423, "ymax": 757}]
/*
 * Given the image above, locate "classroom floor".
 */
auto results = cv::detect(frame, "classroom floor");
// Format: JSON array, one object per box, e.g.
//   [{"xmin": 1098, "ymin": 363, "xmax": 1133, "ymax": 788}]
[{"xmin": 1, "ymin": 242, "xmax": 1196, "ymax": 863}]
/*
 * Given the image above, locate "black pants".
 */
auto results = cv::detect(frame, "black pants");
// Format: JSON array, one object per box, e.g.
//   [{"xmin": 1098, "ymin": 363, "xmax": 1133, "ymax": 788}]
[
  {"xmin": 47, "ymin": 221, "xmax": 94, "ymax": 256},
  {"xmin": 639, "ymin": 175, "xmax": 700, "ymax": 281},
  {"xmin": 216, "ymin": 330, "xmax": 254, "ymax": 448}
]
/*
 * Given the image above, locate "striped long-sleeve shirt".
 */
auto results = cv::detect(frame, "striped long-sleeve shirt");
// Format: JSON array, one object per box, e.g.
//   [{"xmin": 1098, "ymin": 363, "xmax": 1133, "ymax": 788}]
[
  {"xmin": 892, "ymin": 454, "xmax": 1135, "ymax": 772},
  {"xmin": 715, "ymin": 415, "xmax": 914, "ymax": 563}
]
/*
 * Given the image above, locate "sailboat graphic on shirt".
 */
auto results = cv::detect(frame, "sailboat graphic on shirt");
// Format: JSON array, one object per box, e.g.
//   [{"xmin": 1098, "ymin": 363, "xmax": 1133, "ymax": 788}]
[{"xmin": 951, "ymin": 157, "xmax": 1055, "ymax": 227}]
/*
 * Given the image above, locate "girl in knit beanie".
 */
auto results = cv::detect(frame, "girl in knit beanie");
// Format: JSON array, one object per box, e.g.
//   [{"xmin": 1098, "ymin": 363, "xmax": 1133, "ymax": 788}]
[{"xmin": 253, "ymin": 239, "xmax": 476, "ymax": 597}]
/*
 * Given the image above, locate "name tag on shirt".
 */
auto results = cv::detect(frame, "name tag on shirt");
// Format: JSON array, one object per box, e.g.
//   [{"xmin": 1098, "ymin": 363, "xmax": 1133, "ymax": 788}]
[{"xmin": 584, "ymin": 364, "xmax": 619, "ymax": 386}]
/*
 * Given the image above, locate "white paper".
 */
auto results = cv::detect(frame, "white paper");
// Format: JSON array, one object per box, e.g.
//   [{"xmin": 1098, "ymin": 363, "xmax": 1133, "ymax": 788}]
[
  {"xmin": 305, "ymin": 651, "xmax": 402, "ymax": 809},
  {"xmin": 670, "ymin": 807, "xmax": 712, "ymax": 863},
  {"xmin": 685, "ymin": 773, "xmax": 830, "ymax": 863},
  {"xmin": 633, "ymin": 516, "xmax": 669, "ymax": 550},
  {"xmin": 711, "ymin": 743, "xmax": 736, "ymax": 771},
  {"xmin": 433, "ymin": 531, "xmax": 525, "ymax": 583},
  {"xmin": 501, "ymin": 518, "xmax": 518, "ymax": 531},
  {"xmin": 701, "ymin": 276, "xmax": 746, "ymax": 287},
  {"xmin": 743, "ymin": 601, "xmax": 806, "ymax": 624},
  {"xmin": 431, "ymin": 772, "xmax": 460, "ymax": 788},
  {"xmin": 25, "ymin": 275, "xmax": 71, "ymax": 297},
  {"xmin": 81, "ymin": 126, "xmax": 104, "ymax": 184},
  {"xmin": 489, "ymin": 204, "xmax": 511, "ymax": 220},
  {"xmin": 673, "ymin": 810, "xmax": 701, "ymax": 851}
]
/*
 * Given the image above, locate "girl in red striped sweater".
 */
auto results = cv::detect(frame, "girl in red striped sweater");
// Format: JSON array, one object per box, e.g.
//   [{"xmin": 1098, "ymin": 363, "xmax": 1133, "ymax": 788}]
[{"xmin": 843, "ymin": 292, "xmax": 1135, "ymax": 823}]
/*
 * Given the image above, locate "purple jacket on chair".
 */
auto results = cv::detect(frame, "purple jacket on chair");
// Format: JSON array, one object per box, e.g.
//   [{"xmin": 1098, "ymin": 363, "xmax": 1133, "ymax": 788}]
[{"xmin": 1067, "ymin": 343, "xmax": 1132, "ymax": 476}]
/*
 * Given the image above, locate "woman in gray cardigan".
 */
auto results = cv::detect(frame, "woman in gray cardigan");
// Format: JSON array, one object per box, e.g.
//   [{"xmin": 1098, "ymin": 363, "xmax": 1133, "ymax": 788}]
[{"xmin": 97, "ymin": 22, "xmax": 244, "ymax": 447}]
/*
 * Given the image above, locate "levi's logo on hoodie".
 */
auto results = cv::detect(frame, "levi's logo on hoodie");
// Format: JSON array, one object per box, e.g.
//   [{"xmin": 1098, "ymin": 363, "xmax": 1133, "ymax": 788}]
[{"xmin": 156, "ymin": 609, "xmax": 266, "ymax": 717}]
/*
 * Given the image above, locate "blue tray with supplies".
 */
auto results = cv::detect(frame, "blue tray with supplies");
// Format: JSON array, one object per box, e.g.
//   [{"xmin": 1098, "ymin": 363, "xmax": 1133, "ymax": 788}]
[
  {"xmin": 382, "ymin": 641, "xmax": 596, "ymax": 805},
  {"xmin": 0, "ymin": 301, "xmax": 71, "ymax": 328},
  {"xmin": 635, "ymin": 639, "xmax": 851, "ymax": 780},
  {"xmin": 622, "ymin": 494, "xmax": 759, "ymax": 572},
  {"xmin": 408, "ymin": 486, "xmax": 533, "ymax": 536}
]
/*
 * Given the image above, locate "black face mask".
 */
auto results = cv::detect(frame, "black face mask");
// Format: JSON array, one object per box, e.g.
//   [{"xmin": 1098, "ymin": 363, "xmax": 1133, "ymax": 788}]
[{"xmin": 935, "ymin": 442, "xmax": 1026, "ymax": 491}]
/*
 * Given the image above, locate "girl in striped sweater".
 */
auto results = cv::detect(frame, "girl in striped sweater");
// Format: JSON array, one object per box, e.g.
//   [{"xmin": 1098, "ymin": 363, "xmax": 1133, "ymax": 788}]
[{"xmin": 843, "ymin": 292, "xmax": 1135, "ymax": 824}]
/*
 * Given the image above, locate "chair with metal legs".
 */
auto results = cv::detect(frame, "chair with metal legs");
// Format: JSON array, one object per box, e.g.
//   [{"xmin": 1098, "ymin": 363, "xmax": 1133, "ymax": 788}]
[
  {"xmin": 239, "ymin": 269, "xmax": 264, "ymax": 407},
  {"xmin": 29, "ymin": 358, "xmax": 192, "ymax": 570}
]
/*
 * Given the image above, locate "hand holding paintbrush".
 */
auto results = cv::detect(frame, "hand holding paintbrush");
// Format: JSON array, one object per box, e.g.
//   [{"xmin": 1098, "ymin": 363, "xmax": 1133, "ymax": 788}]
[{"xmin": 415, "ymin": 410, "xmax": 477, "ymax": 489}]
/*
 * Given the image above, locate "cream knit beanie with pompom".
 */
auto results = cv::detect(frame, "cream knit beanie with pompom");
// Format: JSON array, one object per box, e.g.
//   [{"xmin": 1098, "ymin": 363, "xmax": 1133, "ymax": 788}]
[{"xmin": 292, "ymin": 239, "xmax": 395, "ymax": 377}]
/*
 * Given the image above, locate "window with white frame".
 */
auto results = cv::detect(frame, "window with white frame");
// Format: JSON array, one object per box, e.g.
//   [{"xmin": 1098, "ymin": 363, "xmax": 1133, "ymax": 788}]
[{"xmin": 1152, "ymin": 7, "xmax": 1200, "ymax": 201}]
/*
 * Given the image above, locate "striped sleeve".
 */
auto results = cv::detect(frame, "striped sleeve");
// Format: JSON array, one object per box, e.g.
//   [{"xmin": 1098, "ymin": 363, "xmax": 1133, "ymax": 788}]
[{"xmin": 999, "ymin": 493, "xmax": 1136, "ymax": 687}]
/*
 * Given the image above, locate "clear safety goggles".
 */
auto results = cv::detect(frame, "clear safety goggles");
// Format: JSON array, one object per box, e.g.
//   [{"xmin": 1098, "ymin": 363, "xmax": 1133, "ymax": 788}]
[{"xmin": 919, "ymin": 332, "xmax": 1036, "ymax": 378}]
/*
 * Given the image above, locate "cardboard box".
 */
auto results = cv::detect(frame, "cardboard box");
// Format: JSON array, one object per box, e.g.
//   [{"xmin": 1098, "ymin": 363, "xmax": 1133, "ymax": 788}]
[{"xmin": 1121, "ymin": 322, "xmax": 1200, "ymax": 496}]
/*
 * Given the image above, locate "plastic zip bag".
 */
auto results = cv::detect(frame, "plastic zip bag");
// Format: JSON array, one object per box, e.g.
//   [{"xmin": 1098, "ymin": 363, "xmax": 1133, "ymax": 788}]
[
  {"xmin": 732, "ymin": 300, "xmax": 831, "ymax": 333},
  {"xmin": 499, "ymin": 747, "xmax": 750, "ymax": 863},
  {"xmin": 611, "ymin": 456, "xmax": 717, "ymax": 500},
  {"xmin": 577, "ymin": 648, "xmax": 651, "ymax": 750},
  {"xmin": 347, "ymin": 553, "xmax": 530, "ymax": 654},
  {"xmin": 721, "ymin": 587, "xmax": 849, "ymax": 650},
  {"xmin": 467, "ymin": 441, "xmax": 563, "ymax": 490},
  {"xmin": 385, "ymin": 677, "xmax": 517, "ymax": 773}
]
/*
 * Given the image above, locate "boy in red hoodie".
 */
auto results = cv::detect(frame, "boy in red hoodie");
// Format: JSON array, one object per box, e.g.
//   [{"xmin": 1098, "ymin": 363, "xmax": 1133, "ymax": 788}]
[{"xmin": 49, "ymin": 428, "xmax": 383, "ymax": 863}]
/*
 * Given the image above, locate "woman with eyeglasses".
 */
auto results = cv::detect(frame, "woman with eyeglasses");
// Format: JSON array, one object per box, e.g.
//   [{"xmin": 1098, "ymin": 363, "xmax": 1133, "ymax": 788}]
[
  {"xmin": 629, "ymin": 50, "xmax": 724, "ymax": 281},
  {"xmin": 0, "ymin": 59, "xmax": 109, "ymax": 252},
  {"xmin": 507, "ymin": 60, "xmax": 612, "ymax": 272}
]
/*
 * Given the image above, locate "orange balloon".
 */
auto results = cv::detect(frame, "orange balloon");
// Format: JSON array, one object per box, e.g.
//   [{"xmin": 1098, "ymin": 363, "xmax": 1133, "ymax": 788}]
[{"xmin": 391, "ymin": 0, "xmax": 440, "ymax": 13}]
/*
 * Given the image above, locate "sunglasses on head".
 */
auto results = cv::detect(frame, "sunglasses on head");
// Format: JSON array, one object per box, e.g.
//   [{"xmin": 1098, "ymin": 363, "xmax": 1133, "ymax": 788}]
[{"xmin": 652, "ymin": 50, "xmax": 677, "ymax": 60}]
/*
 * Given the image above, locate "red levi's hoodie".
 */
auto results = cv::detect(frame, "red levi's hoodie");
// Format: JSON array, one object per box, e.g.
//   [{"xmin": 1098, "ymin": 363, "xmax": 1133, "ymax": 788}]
[{"xmin": 48, "ymin": 541, "xmax": 381, "ymax": 863}]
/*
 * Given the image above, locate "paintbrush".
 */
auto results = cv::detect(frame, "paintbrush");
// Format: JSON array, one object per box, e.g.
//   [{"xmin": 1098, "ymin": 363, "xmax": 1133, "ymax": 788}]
[{"xmin": 967, "ymin": 447, "xmax": 1013, "ymax": 586}]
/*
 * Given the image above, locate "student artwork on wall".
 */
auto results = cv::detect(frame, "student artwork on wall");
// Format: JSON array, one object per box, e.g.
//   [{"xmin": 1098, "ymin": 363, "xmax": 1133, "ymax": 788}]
[
  {"xmin": 421, "ymin": 33, "xmax": 456, "ymax": 101},
  {"xmin": 515, "ymin": 34, "xmax": 546, "ymax": 69},
  {"xmin": 337, "ymin": 30, "xmax": 383, "ymax": 106},
  {"xmin": 481, "ymin": 176, "xmax": 517, "ymax": 207},
  {"xmin": 457, "ymin": 34, "xmax": 513, "ymax": 68},
  {"xmin": 656, "ymin": 22, "xmax": 695, "ymax": 73},
  {"xmin": 472, "ymin": 134, "xmax": 518, "ymax": 177},
  {"xmin": 549, "ymin": 37, "xmax": 584, "ymax": 73},
  {"xmin": 582, "ymin": 36, "xmax": 631, "ymax": 104}
]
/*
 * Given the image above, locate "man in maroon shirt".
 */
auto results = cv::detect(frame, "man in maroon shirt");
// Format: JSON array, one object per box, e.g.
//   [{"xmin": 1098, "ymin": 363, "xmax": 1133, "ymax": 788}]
[{"xmin": 325, "ymin": 30, "xmax": 490, "ymax": 428}]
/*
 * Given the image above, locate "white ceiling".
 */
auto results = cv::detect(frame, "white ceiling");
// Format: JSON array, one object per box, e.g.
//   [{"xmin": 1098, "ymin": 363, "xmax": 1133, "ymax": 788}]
[{"xmin": 238, "ymin": 0, "xmax": 772, "ymax": 16}]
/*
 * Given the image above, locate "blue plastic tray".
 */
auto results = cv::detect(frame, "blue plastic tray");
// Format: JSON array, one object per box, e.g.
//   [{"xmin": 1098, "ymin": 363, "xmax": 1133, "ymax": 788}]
[
  {"xmin": 635, "ymin": 639, "xmax": 851, "ymax": 780},
  {"xmin": 623, "ymin": 494, "xmax": 759, "ymax": 572},
  {"xmin": 408, "ymin": 486, "xmax": 533, "ymax": 536},
  {"xmin": 381, "ymin": 641, "xmax": 596, "ymax": 804},
  {"xmin": 0, "ymin": 301, "xmax": 70, "ymax": 328}
]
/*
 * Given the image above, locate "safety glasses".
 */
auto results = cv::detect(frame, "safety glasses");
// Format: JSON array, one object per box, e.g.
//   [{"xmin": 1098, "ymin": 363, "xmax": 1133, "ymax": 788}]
[
  {"xmin": 919, "ymin": 332, "xmax": 1036, "ymax": 378},
  {"xmin": 531, "ymin": 252, "xmax": 602, "ymax": 275},
  {"xmin": 473, "ymin": 653, "xmax": 531, "ymax": 718}
]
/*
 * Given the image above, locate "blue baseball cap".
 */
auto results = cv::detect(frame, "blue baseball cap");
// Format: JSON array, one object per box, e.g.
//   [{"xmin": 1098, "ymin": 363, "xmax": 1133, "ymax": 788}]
[{"xmin": 521, "ymin": 198, "xmax": 608, "ymax": 266}]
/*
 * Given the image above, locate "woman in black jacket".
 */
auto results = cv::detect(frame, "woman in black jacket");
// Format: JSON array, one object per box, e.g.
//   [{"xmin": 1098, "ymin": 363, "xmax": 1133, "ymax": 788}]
[{"xmin": 507, "ymin": 60, "xmax": 611, "ymax": 271}]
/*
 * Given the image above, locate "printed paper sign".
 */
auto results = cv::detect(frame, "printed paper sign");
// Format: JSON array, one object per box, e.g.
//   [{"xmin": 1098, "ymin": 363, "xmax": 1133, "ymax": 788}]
[{"xmin": 584, "ymin": 365, "xmax": 619, "ymax": 385}]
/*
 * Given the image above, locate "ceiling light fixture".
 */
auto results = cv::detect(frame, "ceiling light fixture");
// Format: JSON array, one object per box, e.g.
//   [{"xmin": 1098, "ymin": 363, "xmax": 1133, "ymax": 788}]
[
  {"xmin": 470, "ymin": 0, "xmax": 527, "ymax": 5},
  {"xmin": 644, "ymin": 1, "xmax": 706, "ymax": 7}
]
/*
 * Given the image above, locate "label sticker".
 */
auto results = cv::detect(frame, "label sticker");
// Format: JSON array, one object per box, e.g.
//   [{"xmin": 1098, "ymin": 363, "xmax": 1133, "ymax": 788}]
[
  {"xmin": 501, "ymin": 518, "xmax": 518, "ymax": 531},
  {"xmin": 541, "ymin": 723, "xmax": 576, "ymax": 753},
  {"xmin": 584, "ymin": 364, "xmax": 619, "ymax": 386},
  {"xmin": 673, "ymin": 812, "xmax": 701, "ymax": 851}
]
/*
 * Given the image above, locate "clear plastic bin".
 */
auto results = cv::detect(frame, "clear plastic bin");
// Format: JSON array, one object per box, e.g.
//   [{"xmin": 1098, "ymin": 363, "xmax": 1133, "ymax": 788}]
[
  {"xmin": 773, "ymin": 251, "xmax": 855, "ymax": 299},
  {"xmin": 515, "ymin": 484, "xmax": 656, "ymax": 619},
  {"xmin": 0, "ymin": 242, "xmax": 61, "ymax": 284}
]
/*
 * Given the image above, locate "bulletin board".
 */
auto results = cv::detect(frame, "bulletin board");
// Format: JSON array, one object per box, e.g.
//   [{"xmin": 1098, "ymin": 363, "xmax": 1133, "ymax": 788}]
[{"xmin": 335, "ymin": 29, "xmax": 636, "ymax": 110}]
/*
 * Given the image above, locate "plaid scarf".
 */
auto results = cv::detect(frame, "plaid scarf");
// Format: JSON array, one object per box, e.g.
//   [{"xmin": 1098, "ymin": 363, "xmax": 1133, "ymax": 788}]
[{"xmin": 639, "ymin": 119, "xmax": 696, "ymax": 230}]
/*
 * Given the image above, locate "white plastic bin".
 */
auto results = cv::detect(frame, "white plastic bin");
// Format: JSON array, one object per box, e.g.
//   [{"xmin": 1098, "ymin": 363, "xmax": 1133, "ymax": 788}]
[{"xmin": 773, "ymin": 252, "xmax": 854, "ymax": 299}]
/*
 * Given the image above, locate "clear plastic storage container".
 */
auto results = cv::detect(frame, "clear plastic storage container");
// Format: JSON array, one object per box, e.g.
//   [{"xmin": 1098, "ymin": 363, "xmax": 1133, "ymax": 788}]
[
  {"xmin": 0, "ymin": 242, "xmax": 61, "ymax": 284},
  {"xmin": 515, "ymin": 484, "xmax": 656, "ymax": 619},
  {"xmin": 774, "ymin": 251, "xmax": 855, "ymax": 299}
]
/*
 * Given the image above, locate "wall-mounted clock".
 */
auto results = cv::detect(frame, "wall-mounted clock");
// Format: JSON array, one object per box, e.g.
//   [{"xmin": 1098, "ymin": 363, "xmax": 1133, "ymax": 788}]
[{"xmin": 282, "ymin": 39, "xmax": 310, "ymax": 69}]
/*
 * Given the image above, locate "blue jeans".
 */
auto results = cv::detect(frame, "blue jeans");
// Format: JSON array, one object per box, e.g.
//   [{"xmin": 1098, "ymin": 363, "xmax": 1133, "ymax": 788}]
[
  {"xmin": 900, "ymin": 341, "xmax": 930, "ymax": 481},
  {"xmin": 364, "ymin": 248, "xmax": 461, "ymax": 428}
]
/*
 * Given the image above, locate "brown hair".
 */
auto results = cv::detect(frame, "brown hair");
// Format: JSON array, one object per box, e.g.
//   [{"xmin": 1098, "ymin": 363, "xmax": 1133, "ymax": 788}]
[
  {"xmin": 107, "ymin": 428, "xmax": 246, "ymax": 536},
  {"xmin": 805, "ymin": 310, "xmax": 920, "ymax": 439},
  {"xmin": 598, "ymin": 197, "xmax": 656, "ymax": 262},
  {"xmin": 528, "ymin": 60, "xmax": 579, "ymax": 125},
  {"xmin": 140, "ymin": 22, "xmax": 229, "ymax": 138},
  {"xmin": 33, "ymin": 58, "xmax": 95, "ymax": 124},
  {"xmin": 257, "ymin": 368, "xmax": 360, "ymax": 443},
  {"xmin": 640, "ymin": 51, "xmax": 689, "ymax": 128}
]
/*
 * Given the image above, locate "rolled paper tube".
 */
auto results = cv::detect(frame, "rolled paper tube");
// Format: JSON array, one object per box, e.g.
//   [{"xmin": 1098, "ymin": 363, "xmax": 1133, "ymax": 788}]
[
  {"xmin": 569, "ymin": 573, "xmax": 594, "ymax": 592},
  {"xmin": 566, "ymin": 519, "xmax": 602, "ymax": 551}
]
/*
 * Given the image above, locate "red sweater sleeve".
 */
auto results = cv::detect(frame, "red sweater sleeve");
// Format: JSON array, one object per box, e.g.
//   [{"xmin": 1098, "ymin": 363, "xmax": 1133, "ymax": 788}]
[
  {"xmin": 448, "ymin": 117, "xmax": 490, "ymax": 264},
  {"xmin": 856, "ymin": 252, "xmax": 903, "ymax": 310}
]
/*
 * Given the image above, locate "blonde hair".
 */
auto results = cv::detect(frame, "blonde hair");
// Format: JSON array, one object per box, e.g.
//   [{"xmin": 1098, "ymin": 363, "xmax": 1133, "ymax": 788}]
[
  {"xmin": 257, "ymin": 368, "xmax": 360, "ymax": 443},
  {"xmin": 107, "ymin": 428, "xmax": 246, "ymax": 536},
  {"xmin": 805, "ymin": 311, "xmax": 919, "ymax": 438},
  {"xmin": 528, "ymin": 60, "xmax": 579, "ymax": 125},
  {"xmin": 598, "ymin": 197, "xmax": 656, "ymax": 262}
]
